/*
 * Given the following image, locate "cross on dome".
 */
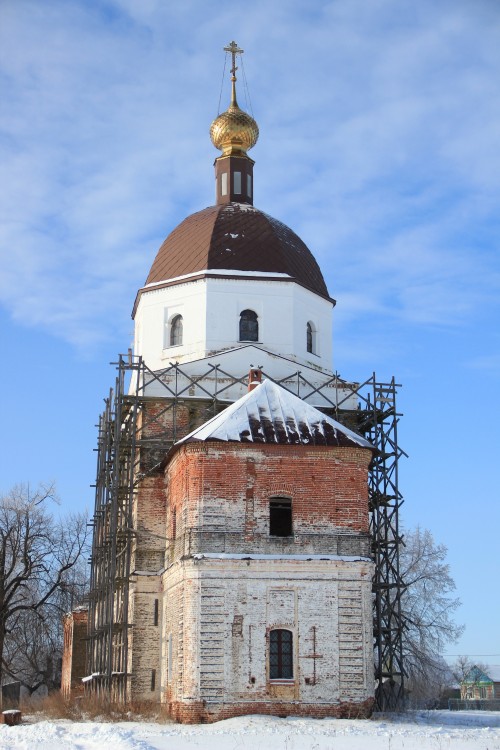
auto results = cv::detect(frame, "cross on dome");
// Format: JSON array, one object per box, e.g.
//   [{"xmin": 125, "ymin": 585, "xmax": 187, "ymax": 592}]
[
  {"xmin": 210, "ymin": 41, "xmax": 259, "ymax": 159},
  {"xmin": 224, "ymin": 40, "xmax": 243, "ymax": 78}
]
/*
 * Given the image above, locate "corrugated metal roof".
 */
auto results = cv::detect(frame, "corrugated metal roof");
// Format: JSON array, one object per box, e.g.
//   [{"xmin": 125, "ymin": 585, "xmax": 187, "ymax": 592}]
[
  {"xmin": 465, "ymin": 665, "xmax": 500, "ymax": 683},
  {"xmin": 145, "ymin": 202, "xmax": 331, "ymax": 299},
  {"xmin": 175, "ymin": 378, "xmax": 374, "ymax": 450}
]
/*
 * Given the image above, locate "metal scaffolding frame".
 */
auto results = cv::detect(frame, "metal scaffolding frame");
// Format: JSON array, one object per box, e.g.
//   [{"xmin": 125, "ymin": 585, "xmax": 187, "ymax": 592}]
[{"xmin": 87, "ymin": 353, "xmax": 406, "ymax": 709}]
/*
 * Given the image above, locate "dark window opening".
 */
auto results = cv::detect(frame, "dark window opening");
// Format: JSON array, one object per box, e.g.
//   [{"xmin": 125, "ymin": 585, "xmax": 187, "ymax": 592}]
[
  {"xmin": 154, "ymin": 598, "xmax": 159, "ymax": 626},
  {"xmin": 167, "ymin": 634, "xmax": 173, "ymax": 681},
  {"xmin": 170, "ymin": 314, "xmax": 183, "ymax": 346},
  {"xmin": 306, "ymin": 323, "xmax": 316, "ymax": 354},
  {"xmin": 151, "ymin": 669, "xmax": 156, "ymax": 691},
  {"xmin": 270, "ymin": 498, "xmax": 292, "ymax": 537},
  {"xmin": 306, "ymin": 322, "xmax": 314, "ymax": 353},
  {"xmin": 239, "ymin": 309, "xmax": 259, "ymax": 342},
  {"xmin": 172, "ymin": 507, "xmax": 177, "ymax": 541},
  {"xmin": 270, "ymin": 629, "xmax": 293, "ymax": 679}
]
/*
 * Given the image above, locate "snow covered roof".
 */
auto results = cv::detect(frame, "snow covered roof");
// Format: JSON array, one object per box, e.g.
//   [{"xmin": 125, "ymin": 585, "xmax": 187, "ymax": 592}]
[{"xmin": 175, "ymin": 378, "xmax": 374, "ymax": 450}]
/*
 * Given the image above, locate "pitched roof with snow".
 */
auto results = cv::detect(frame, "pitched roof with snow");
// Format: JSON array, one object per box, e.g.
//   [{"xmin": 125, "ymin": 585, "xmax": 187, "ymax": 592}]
[{"xmin": 175, "ymin": 378, "xmax": 374, "ymax": 450}]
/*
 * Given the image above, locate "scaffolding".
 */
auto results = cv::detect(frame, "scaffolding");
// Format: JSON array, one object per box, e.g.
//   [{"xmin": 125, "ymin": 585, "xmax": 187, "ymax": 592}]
[{"xmin": 87, "ymin": 353, "xmax": 406, "ymax": 709}]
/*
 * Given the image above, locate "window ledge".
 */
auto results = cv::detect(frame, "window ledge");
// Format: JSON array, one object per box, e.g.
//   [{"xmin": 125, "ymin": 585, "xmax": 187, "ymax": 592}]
[
  {"xmin": 269, "ymin": 679, "xmax": 295, "ymax": 684},
  {"xmin": 161, "ymin": 346, "xmax": 183, "ymax": 357}
]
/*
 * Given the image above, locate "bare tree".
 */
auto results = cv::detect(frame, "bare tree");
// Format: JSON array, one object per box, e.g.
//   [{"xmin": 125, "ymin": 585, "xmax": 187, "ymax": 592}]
[
  {"xmin": 3, "ymin": 608, "xmax": 62, "ymax": 695},
  {"xmin": 400, "ymin": 526, "xmax": 464, "ymax": 707},
  {"xmin": 452, "ymin": 655, "xmax": 474, "ymax": 685},
  {"xmin": 0, "ymin": 483, "xmax": 87, "ymax": 703},
  {"xmin": 2, "ymin": 552, "xmax": 89, "ymax": 695}
]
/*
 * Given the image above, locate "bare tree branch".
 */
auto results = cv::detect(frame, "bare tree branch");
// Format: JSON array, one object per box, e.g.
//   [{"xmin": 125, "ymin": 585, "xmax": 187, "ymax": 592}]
[
  {"xmin": 0, "ymin": 483, "xmax": 88, "ymax": 702},
  {"xmin": 400, "ymin": 526, "xmax": 464, "ymax": 707}
]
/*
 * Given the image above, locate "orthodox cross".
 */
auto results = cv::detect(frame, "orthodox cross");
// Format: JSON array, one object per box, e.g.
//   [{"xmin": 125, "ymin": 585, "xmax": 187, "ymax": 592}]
[{"xmin": 224, "ymin": 40, "xmax": 244, "ymax": 82}]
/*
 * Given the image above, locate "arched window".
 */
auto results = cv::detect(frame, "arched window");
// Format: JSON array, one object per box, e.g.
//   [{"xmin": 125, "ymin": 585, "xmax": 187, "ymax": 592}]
[
  {"xmin": 170, "ymin": 315, "xmax": 183, "ymax": 346},
  {"xmin": 239, "ymin": 309, "xmax": 259, "ymax": 342},
  {"xmin": 270, "ymin": 629, "xmax": 293, "ymax": 679},
  {"xmin": 306, "ymin": 321, "xmax": 316, "ymax": 354}
]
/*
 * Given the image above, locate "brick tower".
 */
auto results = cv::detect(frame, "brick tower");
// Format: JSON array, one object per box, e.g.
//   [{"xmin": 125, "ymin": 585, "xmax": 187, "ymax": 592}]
[{"xmin": 161, "ymin": 377, "xmax": 375, "ymax": 722}]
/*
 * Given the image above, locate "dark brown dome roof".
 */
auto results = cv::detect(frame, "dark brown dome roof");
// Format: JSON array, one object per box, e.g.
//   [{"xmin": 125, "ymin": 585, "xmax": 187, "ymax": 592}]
[{"xmin": 145, "ymin": 203, "xmax": 330, "ymax": 299}]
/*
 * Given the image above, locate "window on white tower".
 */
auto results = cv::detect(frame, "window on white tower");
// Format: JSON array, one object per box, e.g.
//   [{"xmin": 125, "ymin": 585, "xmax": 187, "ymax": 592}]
[
  {"xmin": 170, "ymin": 315, "xmax": 183, "ymax": 346},
  {"xmin": 239, "ymin": 309, "xmax": 258, "ymax": 342},
  {"xmin": 306, "ymin": 321, "xmax": 316, "ymax": 354}
]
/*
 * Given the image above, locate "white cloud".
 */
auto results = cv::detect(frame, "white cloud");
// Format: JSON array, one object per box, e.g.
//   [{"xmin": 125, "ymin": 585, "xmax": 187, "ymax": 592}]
[{"xmin": 0, "ymin": 0, "xmax": 499, "ymax": 355}]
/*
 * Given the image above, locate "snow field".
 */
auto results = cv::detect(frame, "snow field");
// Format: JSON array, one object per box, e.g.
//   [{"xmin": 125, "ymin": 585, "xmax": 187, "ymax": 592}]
[{"xmin": 1, "ymin": 711, "xmax": 500, "ymax": 750}]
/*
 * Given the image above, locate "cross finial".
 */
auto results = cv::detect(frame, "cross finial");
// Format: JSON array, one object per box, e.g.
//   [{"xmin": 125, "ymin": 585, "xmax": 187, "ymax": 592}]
[
  {"xmin": 224, "ymin": 40, "xmax": 244, "ymax": 106},
  {"xmin": 224, "ymin": 40, "xmax": 244, "ymax": 79}
]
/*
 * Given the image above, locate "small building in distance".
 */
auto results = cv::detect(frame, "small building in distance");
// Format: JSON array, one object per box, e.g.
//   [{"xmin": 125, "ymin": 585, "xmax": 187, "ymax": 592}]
[{"xmin": 461, "ymin": 665, "xmax": 500, "ymax": 702}]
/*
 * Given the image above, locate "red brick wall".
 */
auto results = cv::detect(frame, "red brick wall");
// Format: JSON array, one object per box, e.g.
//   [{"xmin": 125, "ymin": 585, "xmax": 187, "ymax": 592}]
[
  {"xmin": 131, "ymin": 422, "xmax": 372, "ymax": 716},
  {"xmin": 166, "ymin": 443, "xmax": 371, "ymax": 537},
  {"xmin": 132, "ymin": 475, "xmax": 168, "ymax": 571},
  {"xmin": 61, "ymin": 610, "xmax": 88, "ymax": 699},
  {"xmin": 167, "ymin": 697, "xmax": 374, "ymax": 723}
]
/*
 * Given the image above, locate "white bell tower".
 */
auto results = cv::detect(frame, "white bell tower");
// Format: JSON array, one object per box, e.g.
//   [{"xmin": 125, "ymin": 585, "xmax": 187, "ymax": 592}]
[{"xmin": 132, "ymin": 41, "xmax": 337, "ymax": 402}]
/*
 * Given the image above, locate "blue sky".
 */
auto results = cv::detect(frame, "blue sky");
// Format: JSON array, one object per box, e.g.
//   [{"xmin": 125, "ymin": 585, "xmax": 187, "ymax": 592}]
[{"xmin": 1, "ymin": 0, "xmax": 499, "ymax": 663}]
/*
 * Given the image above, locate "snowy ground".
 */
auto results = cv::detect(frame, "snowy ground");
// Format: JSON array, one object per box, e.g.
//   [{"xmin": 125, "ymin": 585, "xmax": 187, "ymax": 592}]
[{"xmin": 2, "ymin": 711, "xmax": 500, "ymax": 749}]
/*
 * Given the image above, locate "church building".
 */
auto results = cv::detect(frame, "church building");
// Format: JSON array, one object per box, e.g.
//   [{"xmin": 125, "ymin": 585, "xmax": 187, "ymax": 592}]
[{"xmin": 85, "ymin": 42, "xmax": 380, "ymax": 722}]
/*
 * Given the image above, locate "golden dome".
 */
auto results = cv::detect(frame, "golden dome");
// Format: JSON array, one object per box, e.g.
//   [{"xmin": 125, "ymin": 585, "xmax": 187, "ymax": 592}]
[
  {"xmin": 210, "ymin": 41, "xmax": 259, "ymax": 156},
  {"xmin": 210, "ymin": 102, "xmax": 259, "ymax": 156}
]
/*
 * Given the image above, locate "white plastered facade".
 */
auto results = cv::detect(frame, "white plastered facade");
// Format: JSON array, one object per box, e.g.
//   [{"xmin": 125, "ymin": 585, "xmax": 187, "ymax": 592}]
[
  {"xmin": 133, "ymin": 271, "xmax": 334, "ymax": 377},
  {"xmin": 159, "ymin": 556, "xmax": 374, "ymax": 708}
]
